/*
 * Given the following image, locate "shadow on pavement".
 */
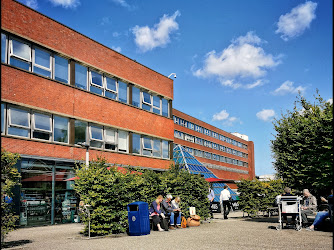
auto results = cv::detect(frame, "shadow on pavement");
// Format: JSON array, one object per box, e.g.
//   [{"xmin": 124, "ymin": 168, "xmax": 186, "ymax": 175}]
[{"xmin": 1, "ymin": 239, "xmax": 32, "ymax": 248}]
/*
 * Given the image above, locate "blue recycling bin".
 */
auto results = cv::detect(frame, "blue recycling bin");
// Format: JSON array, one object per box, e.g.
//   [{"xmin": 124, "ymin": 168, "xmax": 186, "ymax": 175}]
[{"xmin": 127, "ymin": 201, "xmax": 150, "ymax": 236}]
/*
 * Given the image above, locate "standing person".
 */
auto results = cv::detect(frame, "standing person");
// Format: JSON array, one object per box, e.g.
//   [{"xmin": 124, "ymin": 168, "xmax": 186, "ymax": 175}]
[
  {"xmin": 171, "ymin": 196, "xmax": 182, "ymax": 228},
  {"xmin": 161, "ymin": 194, "xmax": 181, "ymax": 230},
  {"xmin": 149, "ymin": 195, "xmax": 167, "ymax": 231},
  {"xmin": 301, "ymin": 189, "xmax": 317, "ymax": 227},
  {"xmin": 207, "ymin": 185, "xmax": 215, "ymax": 219},
  {"xmin": 220, "ymin": 185, "xmax": 231, "ymax": 219}
]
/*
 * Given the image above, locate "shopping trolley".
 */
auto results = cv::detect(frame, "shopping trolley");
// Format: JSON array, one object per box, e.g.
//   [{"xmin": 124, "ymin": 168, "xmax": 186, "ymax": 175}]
[{"xmin": 276, "ymin": 196, "xmax": 302, "ymax": 231}]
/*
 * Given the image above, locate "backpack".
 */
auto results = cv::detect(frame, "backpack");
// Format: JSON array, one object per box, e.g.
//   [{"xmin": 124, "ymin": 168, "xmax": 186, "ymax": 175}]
[{"xmin": 181, "ymin": 216, "xmax": 187, "ymax": 228}]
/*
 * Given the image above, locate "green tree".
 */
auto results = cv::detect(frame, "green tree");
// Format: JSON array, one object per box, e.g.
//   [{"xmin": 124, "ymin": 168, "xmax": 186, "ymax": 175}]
[
  {"xmin": 1, "ymin": 148, "xmax": 21, "ymax": 242},
  {"xmin": 271, "ymin": 92, "xmax": 333, "ymax": 197}
]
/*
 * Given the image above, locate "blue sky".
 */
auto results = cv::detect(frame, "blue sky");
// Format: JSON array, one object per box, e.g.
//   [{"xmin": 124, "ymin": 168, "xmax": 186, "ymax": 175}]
[{"xmin": 18, "ymin": 0, "xmax": 333, "ymax": 176}]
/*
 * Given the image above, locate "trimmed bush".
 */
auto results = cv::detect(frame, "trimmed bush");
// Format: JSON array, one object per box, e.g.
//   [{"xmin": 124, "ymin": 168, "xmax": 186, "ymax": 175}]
[{"xmin": 74, "ymin": 158, "xmax": 210, "ymax": 236}]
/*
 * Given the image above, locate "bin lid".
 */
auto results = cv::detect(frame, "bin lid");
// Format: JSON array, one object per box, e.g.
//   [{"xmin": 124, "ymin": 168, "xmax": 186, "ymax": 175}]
[{"xmin": 128, "ymin": 201, "xmax": 148, "ymax": 206}]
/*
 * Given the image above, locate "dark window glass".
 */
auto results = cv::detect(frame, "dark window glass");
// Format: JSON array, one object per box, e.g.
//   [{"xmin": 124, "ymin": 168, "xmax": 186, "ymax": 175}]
[
  {"xmin": 54, "ymin": 116, "xmax": 68, "ymax": 143},
  {"xmin": 132, "ymin": 87, "xmax": 140, "ymax": 108},
  {"xmin": 74, "ymin": 120, "xmax": 87, "ymax": 144},
  {"xmin": 118, "ymin": 81, "xmax": 127, "ymax": 103},
  {"xmin": 1, "ymin": 33, "xmax": 7, "ymax": 63},
  {"xmin": 75, "ymin": 64, "xmax": 87, "ymax": 90},
  {"xmin": 132, "ymin": 133, "xmax": 141, "ymax": 154},
  {"xmin": 55, "ymin": 56, "xmax": 68, "ymax": 83},
  {"xmin": 162, "ymin": 99, "xmax": 169, "ymax": 117},
  {"xmin": 1, "ymin": 103, "xmax": 5, "ymax": 134}
]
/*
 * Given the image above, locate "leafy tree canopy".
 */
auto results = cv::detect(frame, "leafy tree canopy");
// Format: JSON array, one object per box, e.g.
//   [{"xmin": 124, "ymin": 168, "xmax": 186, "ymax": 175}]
[{"xmin": 271, "ymin": 91, "xmax": 333, "ymax": 197}]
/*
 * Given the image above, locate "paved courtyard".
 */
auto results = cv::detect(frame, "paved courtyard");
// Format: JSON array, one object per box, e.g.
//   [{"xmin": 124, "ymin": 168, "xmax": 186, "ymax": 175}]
[{"xmin": 2, "ymin": 211, "xmax": 333, "ymax": 250}]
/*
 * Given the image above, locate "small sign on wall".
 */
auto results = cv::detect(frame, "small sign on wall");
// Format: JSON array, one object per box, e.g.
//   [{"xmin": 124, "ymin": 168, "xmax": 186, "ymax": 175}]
[{"xmin": 189, "ymin": 207, "xmax": 196, "ymax": 215}]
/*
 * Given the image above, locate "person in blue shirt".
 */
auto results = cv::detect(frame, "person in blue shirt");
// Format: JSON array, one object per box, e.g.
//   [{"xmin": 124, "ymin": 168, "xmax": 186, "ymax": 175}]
[{"xmin": 306, "ymin": 189, "xmax": 333, "ymax": 231}]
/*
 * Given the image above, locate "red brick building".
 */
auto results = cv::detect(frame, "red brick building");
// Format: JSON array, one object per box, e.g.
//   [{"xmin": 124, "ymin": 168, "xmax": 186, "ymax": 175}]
[
  {"xmin": 1, "ymin": 0, "xmax": 255, "ymax": 226},
  {"xmin": 1, "ymin": 0, "xmax": 174, "ymax": 226},
  {"xmin": 173, "ymin": 109, "xmax": 255, "ymax": 189}
]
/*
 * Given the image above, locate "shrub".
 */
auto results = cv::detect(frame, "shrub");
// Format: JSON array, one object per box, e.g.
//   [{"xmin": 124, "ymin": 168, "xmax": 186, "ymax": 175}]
[
  {"xmin": 1, "ymin": 148, "xmax": 21, "ymax": 242},
  {"xmin": 74, "ymin": 159, "xmax": 210, "ymax": 236},
  {"xmin": 238, "ymin": 178, "xmax": 284, "ymax": 217}
]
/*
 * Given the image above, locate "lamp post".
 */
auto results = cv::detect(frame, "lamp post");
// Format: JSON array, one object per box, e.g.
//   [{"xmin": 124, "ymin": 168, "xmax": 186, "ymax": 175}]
[
  {"xmin": 168, "ymin": 73, "xmax": 177, "ymax": 78},
  {"xmin": 78, "ymin": 142, "xmax": 90, "ymax": 168}
]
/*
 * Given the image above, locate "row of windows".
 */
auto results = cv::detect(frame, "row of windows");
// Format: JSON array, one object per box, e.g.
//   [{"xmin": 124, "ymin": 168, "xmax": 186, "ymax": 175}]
[
  {"xmin": 179, "ymin": 144, "xmax": 248, "ymax": 168},
  {"xmin": 1, "ymin": 103, "xmax": 170, "ymax": 159},
  {"xmin": 173, "ymin": 116, "xmax": 248, "ymax": 150},
  {"xmin": 174, "ymin": 130, "xmax": 248, "ymax": 159},
  {"xmin": 1, "ymin": 32, "xmax": 170, "ymax": 118}
]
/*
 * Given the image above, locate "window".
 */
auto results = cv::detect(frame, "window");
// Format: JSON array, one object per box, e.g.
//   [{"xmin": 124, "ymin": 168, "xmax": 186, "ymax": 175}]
[
  {"xmin": 132, "ymin": 133, "xmax": 141, "ymax": 154},
  {"xmin": 74, "ymin": 120, "xmax": 87, "ymax": 144},
  {"xmin": 185, "ymin": 134, "xmax": 194, "ymax": 143},
  {"xmin": 212, "ymin": 143, "xmax": 219, "ymax": 150},
  {"xmin": 118, "ymin": 130, "xmax": 128, "ymax": 152},
  {"xmin": 1, "ymin": 33, "xmax": 7, "ymax": 63},
  {"xmin": 153, "ymin": 139, "xmax": 161, "ymax": 157},
  {"xmin": 32, "ymin": 112, "xmax": 52, "ymax": 140},
  {"xmin": 118, "ymin": 81, "xmax": 128, "ymax": 103},
  {"xmin": 187, "ymin": 122, "xmax": 194, "ymax": 130},
  {"xmin": 89, "ymin": 70, "xmax": 103, "ymax": 95},
  {"xmin": 75, "ymin": 63, "xmax": 87, "ymax": 90},
  {"xmin": 105, "ymin": 128, "xmax": 116, "ymax": 150},
  {"xmin": 1, "ymin": 103, "xmax": 6, "ymax": 134},
  {"xmin": 173, "ymin": 116, "xmax": 179, "ymax": 124},
  {"xmin": 9, "ymin": 38, "xmax": 31, "ymax": 70},
  {"xmin": 220, "ymin": 156, "xmax": 225, "ymax": 162},
  {"xmin": 212, "ymin": 154, "xmax": 217, "ymax": 161},
  {"xmin": 195, "ymin": 125, "xmax": 203, "ymax": 133},
  {"xmin": 204, "ymin": 152, "xmax": 212, "ymax": 159},
  {"xmin": 53, "ymin": 116, "xmax": 68, "ymax": 143},
  {"xmin": 174, "ymin": 131, "xmax": 184, "ymax": 139},
  {"xmin": 54, "ymin": 55, "xmax": 69, "ymax": 83},
  {"xmin": 220, "ymin": 135, "xmax": 225, "ymax": 141},
  {"xmin": 142, "ymin": 136, "xmax": 152, "ymax": 156},
  {"xmin": 8, "ymin": 106, "xmax": 30, "ymax": 137},
  {"xmin": 152, "ymin": 95, "xmax": 161, "ymax": 114},
  {"xmin": 33, "ymin": 47, "xmax": 52, "ymax": 78},
  {"xmin": 162, "ymin": 140, "xmax": 169, "ymax": 159},
  {"xmin": 105, "ymin": 76, "xmax": 118, "ymax": 100},
  {"xmin": 90, "ymin": 125, "xmax": 103, "ymax": 148},
  {"xmin": 142, "ymin": 91, "xmax": 152, "ymax": 111},
  {"xmin": 132, "ymin": 86, "xmax": 140, "ymax": 108},
  {"xmin": 162, "ymin": 99, "xmax": 169, "ymax": 117},
  {"xmin": 195, "ymin": 137, "xmax": 203, "ymax": 145}
]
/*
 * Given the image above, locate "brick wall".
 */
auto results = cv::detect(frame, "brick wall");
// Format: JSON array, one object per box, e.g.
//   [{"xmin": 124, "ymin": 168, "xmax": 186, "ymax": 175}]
[{"xmin": 1, "ymin": 0, "xmax": 173, "ymax": 99}]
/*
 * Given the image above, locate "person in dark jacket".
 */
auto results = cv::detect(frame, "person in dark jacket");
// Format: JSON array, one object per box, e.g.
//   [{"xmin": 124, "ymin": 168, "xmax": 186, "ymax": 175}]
[{"xmin": 161, "ymin": 194, "xmax": 181, "ymax": 230}]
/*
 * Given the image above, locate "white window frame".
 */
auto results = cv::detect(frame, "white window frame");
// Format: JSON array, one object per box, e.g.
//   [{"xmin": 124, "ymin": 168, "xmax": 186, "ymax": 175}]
[
  {"xmin": 8, "ymin": 106, "xmax": 31, "ymax": 132},
  {"xmin": 152, "ymin": 95, "xmax": 161, "ymax": 114},
  {"xmin": 118, "ymin": 130, "xmax": 128, "ymax": 153},
  {"xmin": 184, "ymin": 134, "xmax": 194, "ymax": 143},
  {"xmin": 152, "ymin": 138, "xmax": 162, "ymax": 158},
  {"xmin": 9, "ymin": 37, "xmax": 32, "ymax": 69},
  {"xmin": 162, "ymin": 140, "xmax": 169, "ymax": 159},
  {"xmin": 32, "ymin": 112, "xmax": 52, "ymax": 141},
  {"xmin": 104, "ymin": 127, "xmax": 117, "ymax": 151},
  {"xmin": 142, "ymin": 136, "xmax": 153, "ymax": 156},
  {"xmin": 89, "ymin": 124, "xmax": 104, "ymax": 148},
  {"xmin": 142, "ymin": 91, "xmax": 152, "ymax": 110},
  {"xmin": 105, "ymin": 75, "xmax": 118, "ymax": 96},
  {"xmin": 32, "ymin": 46, "xmax": 52, "ymax": 77},
  {"xmin": 89, "ymin": 70, "xmax": 104, "ymax": 95}
]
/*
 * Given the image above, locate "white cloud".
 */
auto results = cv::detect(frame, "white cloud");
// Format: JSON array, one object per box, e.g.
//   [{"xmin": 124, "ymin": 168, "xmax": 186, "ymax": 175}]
[
  {"xmin": 212, "ymin": 110, "xmax": 230, "ymax": 121},
  {"xmin": 24, "ymin": 0, "xmax": 38, "ymax": 9},
  {"xmin": 327, "ymin": 98, "xmax": 333, "ymax": 105},
  {"xmin": 48, "ymin": 0, "xmax": 80, "ymax": 9},
  {"xmin": 132, "ymin": 11, "xmax": 180, "ymax": 52},
  {"xmin": 256, "ymin": 109, "xmax": 276, "ymax": 122},
  {"xmin": 212, "ymin": 110, "xmax": 240, "ymax": 127},
  {"xmin": 275, "ymin": 1, "xmax": 317, "ymax": 41},
  {"xmin": 100, "ymin": 17, "xmax": 112, "ymax": 26},
  {"xmin": 245, "ymin": 79, "xmax": 265, "ymax": 89},
  {"xmin": 193, "ymin": 31, "xmax": 280, "ymax": 89},
  {"xmin": 272, "ymin": 80, "xmax": 306, "ymax": 95},
  {"xmin": 112, "ymin": 46, "xmax": 122, "ymax": 53}
]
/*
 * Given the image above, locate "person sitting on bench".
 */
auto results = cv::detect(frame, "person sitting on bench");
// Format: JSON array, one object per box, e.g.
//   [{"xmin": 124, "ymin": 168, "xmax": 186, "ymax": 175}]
[{"xmin": 161, "ymin": 194, "xmax": 181, "ymax": 230}]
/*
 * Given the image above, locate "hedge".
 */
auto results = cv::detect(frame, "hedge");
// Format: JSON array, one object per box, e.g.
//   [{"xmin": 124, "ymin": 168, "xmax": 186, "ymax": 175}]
[{"xmin": 74, "ymin": 158, "xmax": 210, "ymax": 236}]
